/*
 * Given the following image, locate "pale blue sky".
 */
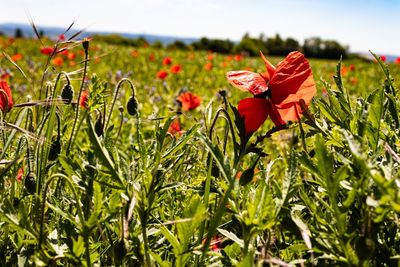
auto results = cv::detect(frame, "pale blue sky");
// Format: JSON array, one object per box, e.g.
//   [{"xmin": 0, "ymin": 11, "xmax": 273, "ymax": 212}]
[{"xmin": 1, "ymin": 0, "xmax": 399, "ymax": 55}]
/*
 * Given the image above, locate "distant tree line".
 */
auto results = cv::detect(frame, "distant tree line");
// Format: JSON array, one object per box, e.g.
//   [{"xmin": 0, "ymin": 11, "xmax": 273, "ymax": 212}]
[{"xmin": 10, "ymin": 27, "xmax": 349, "ymax": 59}]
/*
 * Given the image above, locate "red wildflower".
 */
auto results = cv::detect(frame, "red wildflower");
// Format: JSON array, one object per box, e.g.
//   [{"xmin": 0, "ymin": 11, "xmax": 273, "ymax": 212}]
[
  {"xmin": 16, "ymin": 167, "xmax": 24, "ymax": 182},
  {"xmin": 380, "ymin": 55, "xmax": 387, "ymax": 62},
  {"xmin": 395, "ymin": 57, "xmax": 400, "ymax": 64},
  {"xmin": 163, "ymin": 57, "xmax": 172, "ymax": 65},
  {"xmin": 170, "ymin": 64, "xmax": 182, "ymax": 74},
  {"xmin": 52, "ymin": 57, "xmax": 64, "ymax": 66},
  {"xmin": 41, "ymin": 47, "xmax": 55, "ymax": 55},
  {"xmin": 149, "ymin": 53, "xmax": 155, "ymax": 61},
  {"xmin": 349, "ymin": 64, "xmax": 355, "ymax": 72},
  {"xmin": 207, "ymin": 54, "xmax": 214, "ymax": 61},
  {"xmin": 58, "ymin": 34, "xmax": 66, "ymax": 41},
  {"xmin": 341, "ymin": 66, "xmax": 348, "ymax": 76},
  {"xmin": 204, "ymin": 62, "xmax": 213, "ymax": 71},
  {"xmin": 227, "ymin": 51, "xmax": 316, "ymax": 134},
  {"xmin": 80, "ymin": 91, "xmax": 89, "ymax": 109},
  {"xmin": 234, "ymin": 54, "xmax": 242, "ymax": 61},
  {"xmin": 177, "ymin": 92, "xmax": 201, "ymax": 111},
  {"xmin": 11, "ymin": 54, "xmax": 23, "ymax": 61},
  {"xmin": 0, "ymin": 80, "xmax": 13, "ymax": 112},
  {"xmin": 131, "ymin": 50, "xmax": 139, "ymax": 57},
  {"xmin": 157, "ymin": 70, "xmax": 168, "ymax": 79},
  {"xmin": 202, "ymin": 235, "xmax": 221, "ymax": 252},
  {"xmin": 67, "ymin": 52, "xmax": 76, "ymax": 60},
  {"xmin": 167, "ymin": 119, "xmax": 183, "ymax": 136}
]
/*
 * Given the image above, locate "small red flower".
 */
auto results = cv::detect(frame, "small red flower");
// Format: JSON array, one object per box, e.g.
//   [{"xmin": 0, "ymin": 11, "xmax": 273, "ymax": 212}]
[
  {"xmin": 149, "ymin": 53, "xmax": 155, "ymax": 61},
  {"xmin": 227, "ymin": 51, "xmax": 316, "ymax": 134},
  {"xmin": 163, "ymin": 57, "xmax": 172, "ymax": 65},
  {"xmin": 41, "ymin": 47, "xmax": 55, "ymax": 55},
  {"xmin": 204, "ymin": 62, "xmax": 213, "ymax": 71},
  {"xmin": 131, "ymin": 50, "xmax": 139, "ymax": 57},
  {"xmin": 16, "ymin": 167, "xmax": 24, "ymax": 182},
  {"xmin": 80, "ymin": 91, "xmax": 89, "ymax": 109},
  {"xmin": 380, "ymin": 55, "xmax": 387, "ymax": 62},
  {"xmin": 234, "ymin": 54, "xmax": 242, "ymax": 61},
  {"xmin": 0, "ymin": 80, "xmax": 13, "ymax": 112},
  {"xmin": 207, "ymin": 54, "xmax": 214, "ymax": 61},
  {"xmin": 67, "ymin": 52, "xmax": 76, "ymax": 60},
  {"xmin": 167, "ymin": 119, "xmax": 183, "ymax": 136},
  {"xmin": 52, "ymin": 57, "xmax": 64, "ymax": 66},
  {"xmin": 170, "ymin": 64, "xmax": 182, "ymax": 74},
  {"xmin": 58, "ymin": 34, "xmax": 66, "ymax": 41},
  {"xmin": 11, "ymin": 54, "xmax": 23, "ymax": 61},
  {"xmin": 349, "ymin": 64, "xmax": 355, "ymax": 72},
  {"xmin": 157, "ymin": 70, "xmax": 168, "ymax": 79},
  {"xmin": 395, "ymin": 57, "xmax": 400, "ymax": 64},
  {"xmin": 177, "ymin": 92, "xmax": 201, "ymax": 111}
]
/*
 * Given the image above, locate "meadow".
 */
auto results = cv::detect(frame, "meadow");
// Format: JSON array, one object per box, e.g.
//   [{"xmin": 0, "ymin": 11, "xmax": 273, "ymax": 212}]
[{"xmin": 1, "ymin": 35, "xmax": 400, "ymax": 266}]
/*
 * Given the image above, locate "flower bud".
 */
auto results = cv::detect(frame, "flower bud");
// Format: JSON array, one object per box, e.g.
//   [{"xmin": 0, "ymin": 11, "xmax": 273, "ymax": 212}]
[
  {"xmin": 126, "ymin": 96, "xmax": 138, "ymax": 116},
  {"xmin": 61, "ymin": 84, "xmax": 74, "ymax": 104}
]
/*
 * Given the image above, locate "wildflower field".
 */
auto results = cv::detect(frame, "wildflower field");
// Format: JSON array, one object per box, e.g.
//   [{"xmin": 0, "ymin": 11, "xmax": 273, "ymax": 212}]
[{"xmin": 1, "ymin": 34, "xmax": 400, "ymax": 266}]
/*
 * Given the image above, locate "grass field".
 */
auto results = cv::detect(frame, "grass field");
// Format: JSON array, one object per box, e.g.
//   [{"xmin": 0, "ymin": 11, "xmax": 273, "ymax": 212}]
[{"xmin": 1, "ymin": 36, "xmax": 400, "ymax": 266}]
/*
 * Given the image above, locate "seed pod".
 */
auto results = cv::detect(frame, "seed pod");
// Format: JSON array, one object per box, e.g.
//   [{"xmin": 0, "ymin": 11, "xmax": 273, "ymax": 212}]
[
  {"xmin": 126, "ymin": 96, "xmax": 138, "ymax": 116},
  {"xmin": 24, "ymin": 172, "xmax": 37, "ymax": 194},
  {"xmin": 113, "ymin": 239, "xmax": 128, "ymax": 266},
  {"xmin": 355, "ymin": 237, "xmax": 375, "ymax": 261},
  {"xmin": 61, "ymin": 84, "xmax": 74, "ymax": 104},
  {"xmin": 239, "ymin": 168, "xmax": 254, "ymax": 186},
  {"xmin": 95, "ymin": 114, "xmax": 104, "ymax": 137},
  {"xmin": 48, "ymin": 136, "xmax": 61, "ymax": 161}
]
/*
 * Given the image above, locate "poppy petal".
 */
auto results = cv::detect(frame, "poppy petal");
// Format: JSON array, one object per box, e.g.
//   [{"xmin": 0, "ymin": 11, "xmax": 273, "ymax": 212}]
[
  {"xmin": 270, "ymin": 51, "xmax": 316, "ymax": 106},
  {"xmin": 274, "ymin": 102, "xmax": 302, "ymax": 123},
  {"xmin": 238, "ymin": 98, "xmax": 270, "ymax": 133},
  {"xmin": 259, "ymin": 51, "xmax": 276, "ymax": 81},
  {"xmin": 226, "ymin": 71, "xmax": 269, "ymax": 95}
]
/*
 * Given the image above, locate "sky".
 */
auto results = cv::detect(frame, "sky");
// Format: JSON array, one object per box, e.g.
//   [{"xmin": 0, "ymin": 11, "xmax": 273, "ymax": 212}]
[{"xmin": 1, "ymin": 0, "xmax": 399, "ymax": 55}]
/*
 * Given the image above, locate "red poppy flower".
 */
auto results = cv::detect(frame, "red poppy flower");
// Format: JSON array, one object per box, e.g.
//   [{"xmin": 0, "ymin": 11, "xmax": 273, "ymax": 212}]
[
  {"xmin": 234, "ymin": 54, "xmax": 242, "ymax": 61},
  {"xmin": 80, "ymin": 91, "xmax": 89, "ymax": 109},
  {"xmin": 67, "ymin": 52, "xmax": 76, "ymax": 60},
  {"xmin": 0, "ymin": 80, "xmax": 13, "ymax": 112},
  {"xmin": 349, "ymin": 64, "xmax": 355, "ymax": 72},
  {"xmin": 58, "ymin": 34, "xmax": 66, "ymax": 41},
  {"xmin": 157, "ymin": 70, "xmax": 168, "ymax": 79},
  {"xmin": 16, "ymin": 167, "xmax": 24, "ymax": 182},
  {"xmin": 380, "ymin": 55, "xmax": 387, "ymax": 62},
  {"xmin": 204, "ymin": 62, "xmax": 213, "ymax": 71},
  {"xmin": 52, "ymin": 57, "xmax": 64, "ymax": 66},
  {"xmin": 163, "ymin": 57, "xmax": 172, "ymax": 65},
  {"xmin": 207, "ymin": 54, "xmax": 214, "ymax": 61},
  {"xmin": 395, "ymin": 57, "xmax": 400, "ymax": 64},
  {"xmin": 149, "ymin": 53, "xmax": 155, "ymax": 61},
  {"xmin": 170, "ymin": 64, "xmax": 182, "ymax": 74},
  {"xmin": 227, "ymin": 51, "xmax": 316, "ymax": 134},
  {"xmin": 131, "ymin": 50, "xmax": 139, "ymax": 57},
  {"xmin": 41, "ymin": 47, "xmax": 55, "ymax": 55},
  {"xmin": 167, "ymin": 119, "xmax": 183, "ymax": 136},
  {"xmin": 177, "ymin": 92, "xmax": 201, "ymax": 111},
  {"xmin": 11, "ymin": 54, "xmax": 23, "ymax": 61}
]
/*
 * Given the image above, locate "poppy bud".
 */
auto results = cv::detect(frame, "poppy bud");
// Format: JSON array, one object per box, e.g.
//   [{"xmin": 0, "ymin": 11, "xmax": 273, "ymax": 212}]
[
  {"xmin": 61, "ymin": 84, "xmax": 74, "ymax": 104},
  {"xmin": 239, "ymin": 167, "xmax": 254, "ymax": 186},
  {"xmin": 355, "ymin": 237, "xmax": 375, "ymax": 261},
  {"xmin": 24, "ymin": 172, "xmax": 37, "ymax": 194},
  {"xmin": 48, "ymin": 136, "xmax": 61, "ymax": 161},
  {"xmin": 95, "ymin": 114, "xmax": 104, "ymax": 137},
  {"xmin": 82, "ymin": 39, "xmax": 90, "ymax": 52},
  {"xmin": 126, "ymin": 96, "xmax": 138, "ymax": 116},
  {"xmin": 113, "ymin": 239, "xmax": 129, "ymax": 265}
]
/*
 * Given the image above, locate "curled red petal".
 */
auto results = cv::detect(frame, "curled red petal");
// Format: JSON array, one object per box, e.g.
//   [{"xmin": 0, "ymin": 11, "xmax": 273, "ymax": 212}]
[
  {"xmin": 226, "ymin": 71, "xmax": 268, "ymax": 95},
  {"xmin": 0, "ymin": 80, "xmax": 13, "ymax": 112},
  {"xmin": 270, "ymin": 51, "xmax": 316, "ymax": 106},
  {"xmin": 259, "ymin": 51, "xmax": 276, "ymax": 81},
  {"xmin": 238, "ymin": 98, "xmax": 270, "ymax": 134}
]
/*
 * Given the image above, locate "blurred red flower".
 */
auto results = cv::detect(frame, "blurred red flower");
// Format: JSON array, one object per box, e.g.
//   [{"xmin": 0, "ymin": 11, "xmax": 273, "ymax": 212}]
[
  {"xmin": 80, "ymin": 91, "xmax": 89, "ymax": 109},
  {"xmin": 234, "ymin": 54, "xmax": 242, "ymax": 61},
  {"xmin": 0, "ymin": 80, "xmax": 13, "ymax": 112},
  {"xmin": 395, "ymin": 57, "xmax": 400, "ymax": 64},
  {"xmin": 149, "ymin": 53, "xmax": 156, "ymax": 61},
  {"xmin": 207, "ymin": 54, "xmax": 214, "ymax": 61},
  {"xmin": 131, "ymin": 50, "xmax": 139, "ymax": 57},
  {"xmin": 167, "ymin": 119, "xmax": 183, "ymax": 136},
  {"xmin": 170, "ymin": 64, "xmax": 182, "ymax": 74},
  {"xmin": 380, "ymin": 55, "xmax": 387, "ymax": 62},
  {"xmin": 157, "ymin": 70, "xmax": 168, "ymax": 79},
  {"xmin": 41, "ymin": 47, "xmax": 55, "ymax": 55},
  {"xmin": 227, "ymin": 51, "xmax": 316, "ymax": 134},
  {"xmin": 16, "ymin": 167, "xmax": 24, "ymax": 182},
  {"xmin": 177, "ymin": 92, "xmax": 201, "ymax": 111},
  {"xmin": 204, "ymin": 62, "xmax": 213, "ymax": 71},
  {"xmin": 163, "ymin": 57, "xmax": 172, "ymax": 65},
  {"xmin": 11, "ymin": 53, "xmax": 23, "ymax": 61},
  {"xmin": 67, "ymin": 52, "xmax": 76, "ymax": 60},
  {"xmin": 58, "ymin": 34, "xmax": 66, "ymax": 41},
  {"xmin": 349, "ymin": 64, "xmax": 355, "ymax": 72},
  {"xmin": 52, "ymin": 57, "xmax": 64, "ymax": 66}
]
